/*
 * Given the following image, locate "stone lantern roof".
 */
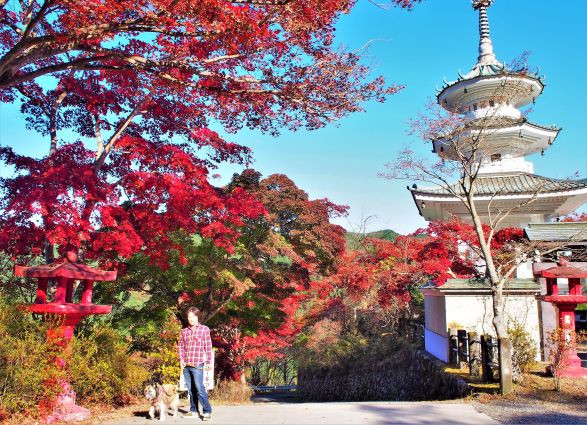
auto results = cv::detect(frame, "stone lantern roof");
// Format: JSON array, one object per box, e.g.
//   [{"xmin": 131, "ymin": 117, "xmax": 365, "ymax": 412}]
[
  {"xmin": 14, "ymin": 261, "xmax": 117, "ymax": 281},
  {"xmin": 15, "ymin": 250, "xmax": 116, "ymax": 281}
]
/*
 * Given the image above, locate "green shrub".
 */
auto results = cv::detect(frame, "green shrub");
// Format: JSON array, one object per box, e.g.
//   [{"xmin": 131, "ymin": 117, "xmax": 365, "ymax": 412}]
[
  {"xmin": 0, "ymin": 298, "xmax": 65, "ymax": 419},
  {"xmin": 140, "ymin": 317, "xmax": 182, "ymax": 384},
  {"xmin": 69, "ymin": 326, "xmax": 150, "ymax": 405},
  {"xmin": 145, "ymin": 343, "xmax": 182, "ymax": 384},
  {"xmin": 509, "ymin": 321, "xmax": 538, "ymax": 374}
]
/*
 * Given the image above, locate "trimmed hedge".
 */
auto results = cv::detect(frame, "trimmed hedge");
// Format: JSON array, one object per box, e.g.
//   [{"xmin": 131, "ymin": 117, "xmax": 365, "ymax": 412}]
[{"xmin": 298, "ymin": 340, "xmax": 470, "ymax": 401}]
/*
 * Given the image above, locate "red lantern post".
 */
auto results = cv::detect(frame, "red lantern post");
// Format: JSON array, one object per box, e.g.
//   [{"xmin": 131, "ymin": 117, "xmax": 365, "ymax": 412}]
[
  {"xmin": 15, "ymin": 251, "xmax": 116, "ymax": 423},
  {"xmin": 537, "ymin": 257, "xmax": 587, "ymax": 378}
]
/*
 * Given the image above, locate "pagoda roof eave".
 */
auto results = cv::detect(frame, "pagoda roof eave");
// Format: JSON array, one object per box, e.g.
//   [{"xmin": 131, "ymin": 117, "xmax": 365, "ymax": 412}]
[
  {"xmin": 408, "ymin": 184, "xmax": 425, "ymax": 217},
  {"xmin": 432, "ymin": 121, "xmax": 561, "ymax": 160},
  {"xmin": 429, "ymin": 117, "xmax": 553, "ymax": 139},
  {"xmin": 411, "ymin": 188, "xmax": 587, "ymax": 203},
  {"xmin": 409, "ymin": 173, "xmax": 587, "ymax": 198},
  {"xmin": 468, "ymin": 119, "xmax": 561, "ymax": 134},
  {"xmin": 436, "ymin": 72, "xmax": 545, "ymax": 106}
]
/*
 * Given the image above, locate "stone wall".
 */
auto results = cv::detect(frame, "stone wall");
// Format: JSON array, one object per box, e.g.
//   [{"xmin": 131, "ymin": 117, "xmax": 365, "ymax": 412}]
[{"xmin": 297, "ymin": 347, "xmax": 470, "ymax": 401}]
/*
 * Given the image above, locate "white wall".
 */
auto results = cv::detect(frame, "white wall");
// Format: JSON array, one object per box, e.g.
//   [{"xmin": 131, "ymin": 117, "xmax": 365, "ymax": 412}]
[
  {"xmin": 516, "ymin": 261, "xmax": 534, "ymax": 279},
  {"xmin": 424, "ymin": 294, "xmax": 446, "ymax": 335},
  {"xmin": 425, "ymin": 328, "xmax": 449, "ymax": 362},
  {"xmin": 424, "ymin": 293, "xmax": 449, "ymax": 362},
  {"xmin": 442, "ymin": 294, "xmax": 541, "ymax": 361}
]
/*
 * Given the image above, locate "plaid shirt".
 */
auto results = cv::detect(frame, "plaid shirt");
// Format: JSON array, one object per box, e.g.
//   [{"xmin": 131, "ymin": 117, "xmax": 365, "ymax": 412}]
[{"xmin": 178, "ymin": 324, "xmax": 213, "ymax": 366}]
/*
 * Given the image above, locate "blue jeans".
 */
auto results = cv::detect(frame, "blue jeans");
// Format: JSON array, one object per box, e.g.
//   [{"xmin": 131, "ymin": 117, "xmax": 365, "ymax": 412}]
[{"xmin": 183, "ymin": 365, "xmax": 212, "ymax": 414}]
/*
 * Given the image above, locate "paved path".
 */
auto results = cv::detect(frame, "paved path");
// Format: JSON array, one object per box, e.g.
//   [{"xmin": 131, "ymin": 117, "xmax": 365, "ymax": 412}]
[{"xmin": 104, "ymin": 401, "xmax": 497, "ymax": 424}]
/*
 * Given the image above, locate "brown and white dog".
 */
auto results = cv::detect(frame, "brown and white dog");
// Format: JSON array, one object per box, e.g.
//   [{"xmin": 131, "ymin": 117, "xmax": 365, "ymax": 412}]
[{"xmin": 144, "ymin": 382, "xmax": 180, "ymax": 421}]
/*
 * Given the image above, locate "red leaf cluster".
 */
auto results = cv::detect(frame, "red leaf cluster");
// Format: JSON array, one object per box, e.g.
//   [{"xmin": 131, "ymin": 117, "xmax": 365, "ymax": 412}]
[{"xmin": 0, "ymin": 140, "xmax": 265, "ymax": 266}]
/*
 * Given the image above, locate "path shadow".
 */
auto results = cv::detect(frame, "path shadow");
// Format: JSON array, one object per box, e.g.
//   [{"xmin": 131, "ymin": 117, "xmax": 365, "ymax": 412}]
[
  {"xmin": 355, "ymin": 403, "xmax": 491, "ymax": 425},
  {"xmin": 252, "ymin": 391, "xmax": 300, "ymax": 404},
  {"xmin": 504, "ymin": 411, "xmax": 587, "ymax": 424}
]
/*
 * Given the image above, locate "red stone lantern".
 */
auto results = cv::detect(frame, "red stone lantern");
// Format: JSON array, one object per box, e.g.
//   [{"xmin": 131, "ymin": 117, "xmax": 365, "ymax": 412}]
[
  {"xmin": 15, "ymin": 251, "xmax": 116, "ymax": 423},
  {"xmin": 537, "ymin": 257, "xmax": 587, "ymax": 378}
]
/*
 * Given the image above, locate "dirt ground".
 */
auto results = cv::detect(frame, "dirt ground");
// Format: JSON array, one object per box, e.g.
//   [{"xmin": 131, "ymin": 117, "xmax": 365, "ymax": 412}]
[{"xmin": 448, "ymin": 364, "xmax": 587, "ymax": 424}]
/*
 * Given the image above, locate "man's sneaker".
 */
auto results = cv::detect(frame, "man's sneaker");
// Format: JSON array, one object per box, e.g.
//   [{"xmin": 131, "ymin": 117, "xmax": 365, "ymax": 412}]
[
  {"xmin": 202, "ymin": 412, "xmax": 212, "ymax": 421},
  {"xmin": 182, "ymin": 411, "xmax": 198, "ymax": 418}
]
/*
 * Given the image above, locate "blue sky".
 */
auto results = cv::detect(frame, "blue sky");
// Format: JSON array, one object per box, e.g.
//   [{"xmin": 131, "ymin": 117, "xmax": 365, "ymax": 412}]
[{"xmin": 1, "ymin": 0, "xmax": 586, "ymax": 234}]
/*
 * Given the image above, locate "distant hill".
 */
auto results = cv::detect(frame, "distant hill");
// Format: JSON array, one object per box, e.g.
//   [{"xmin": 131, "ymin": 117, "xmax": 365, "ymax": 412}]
[{"xmin": 345, "ymin": 229, "xmax": 400, "ymax": 250}]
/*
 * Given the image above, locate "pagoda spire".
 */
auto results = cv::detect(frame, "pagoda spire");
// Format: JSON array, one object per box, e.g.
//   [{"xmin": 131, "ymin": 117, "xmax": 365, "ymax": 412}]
[{"xmin": 472, "ymin": 0, "xmax": 500, "ymax": 67}]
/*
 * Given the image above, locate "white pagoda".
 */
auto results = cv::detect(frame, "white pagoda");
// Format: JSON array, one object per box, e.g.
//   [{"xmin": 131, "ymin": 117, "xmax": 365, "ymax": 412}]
[
  {"xmin": 418, "ymin": 0, "xmax": 587, "ymax": 367},
  {"xmin": 409, "ymin": 0, "xmax": 587, "ymax": 228}
]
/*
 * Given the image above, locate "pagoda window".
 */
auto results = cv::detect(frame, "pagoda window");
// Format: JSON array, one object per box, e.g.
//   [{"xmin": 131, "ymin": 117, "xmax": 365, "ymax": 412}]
[
  {"xmin": 491, "ymin": 153, "xmax": 501, "ymax": 162},
  {"xmin": 489, "ymin": 100, "xmax": 495, "ymax": 107},
  {"xmin": 473, "ymin": 104, "xmax": 478, "ymax": 111}
]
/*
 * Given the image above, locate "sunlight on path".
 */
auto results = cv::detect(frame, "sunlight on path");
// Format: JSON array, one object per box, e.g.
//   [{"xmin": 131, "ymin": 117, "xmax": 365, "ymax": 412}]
[{"xmin": 103, "ymin": 401, "xmax": 497, "ymax": 424}]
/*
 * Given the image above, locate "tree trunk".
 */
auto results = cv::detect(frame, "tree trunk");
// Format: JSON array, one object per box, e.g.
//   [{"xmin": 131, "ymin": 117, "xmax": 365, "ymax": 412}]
[
  {"xmin": 469, "ymin": 198, "xmax": 514, "ymax": 395},
  {"xmin": 491, "ymin": 282, "xmax": 514, "ymax": 395},
  {"xmin": 43, "ymin": 238, "xmax": 54, "ymax": 264},
  {"xmin": 498, "ymin": 336, "xmax": 514, "ymax": 394}
]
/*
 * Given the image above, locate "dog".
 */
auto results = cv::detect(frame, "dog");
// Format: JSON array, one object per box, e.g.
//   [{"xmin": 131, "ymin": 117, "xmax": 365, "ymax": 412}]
[{"xmin": 144, "ymin": 382, "xmax": 180, "ymax": 421}]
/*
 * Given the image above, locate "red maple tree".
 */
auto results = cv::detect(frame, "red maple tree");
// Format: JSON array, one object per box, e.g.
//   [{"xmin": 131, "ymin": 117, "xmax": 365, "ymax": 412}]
[
  {"xmin": 0, "ymin": 0, "xmax": 418, "ymax": 265},
  {"xmin": 209, "ymin": 171, "xmax": 348, "ymax": 379}
]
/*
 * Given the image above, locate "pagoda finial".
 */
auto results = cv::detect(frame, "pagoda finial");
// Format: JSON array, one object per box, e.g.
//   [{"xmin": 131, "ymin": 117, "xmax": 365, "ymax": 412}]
[{"xmin": 472, "ymin": 0, "xmax": 498, "ymax": 66}]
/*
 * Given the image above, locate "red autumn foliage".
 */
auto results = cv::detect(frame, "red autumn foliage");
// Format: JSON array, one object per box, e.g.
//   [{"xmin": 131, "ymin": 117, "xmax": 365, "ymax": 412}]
[
  {"xmin": 0, "ymin": 140, "xmax": 265, "ymax": 266},
  {"xmin": 0, "ymin": 0, "xmax": 416, "ymax": 266},
  {"xmin": 561, "ymin": 212, "xmax": 587, "ymax": 222},
  {"xmin": 214, "ymin": 172, "xmax": 347, "ymax": 371},
  {"xmin": 306, "ymin": 217, "xmax": 525, "ymax": 328},
  {"xmin": 0, "ymin": 0, "xmax": 418, "ymax": 93},
  {"xmin": 150, "ymin": 170, "xmax": 348, "ymax": 379}
]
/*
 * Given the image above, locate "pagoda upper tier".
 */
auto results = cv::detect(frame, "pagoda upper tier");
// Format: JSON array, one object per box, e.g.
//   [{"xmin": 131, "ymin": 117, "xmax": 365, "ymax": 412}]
[
  {"xmin": 437, "ymin": 71, "xmax": 544, "ymax": 114},
  {"xmin": 434, "ymin": 0, "xmax": 560, "ymax": 162},
  {"xmin": 432, "ymin": 116, "xmax": 560, "ymax": 162}
]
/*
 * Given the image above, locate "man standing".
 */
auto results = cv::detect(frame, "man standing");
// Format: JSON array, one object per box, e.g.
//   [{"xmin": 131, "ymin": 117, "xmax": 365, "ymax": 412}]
[{"xmin": 179, "ymin": 307, "xmax": 213, "ymax": 421}]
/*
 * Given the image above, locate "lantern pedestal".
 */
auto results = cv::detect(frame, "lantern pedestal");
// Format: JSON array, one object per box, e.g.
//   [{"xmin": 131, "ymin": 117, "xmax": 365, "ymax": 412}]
[
  {"xmin": 27, "ymin": 304, "xmax": 113, "ymax": 423},
  {"xmin": 43, "ymin": 381, "xmax": 90, "ymax": 424},
  {"xmin": 540, "ymin": 299, "xmax": 587, "ymax": 378}
]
